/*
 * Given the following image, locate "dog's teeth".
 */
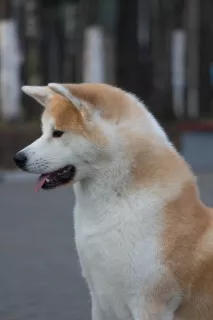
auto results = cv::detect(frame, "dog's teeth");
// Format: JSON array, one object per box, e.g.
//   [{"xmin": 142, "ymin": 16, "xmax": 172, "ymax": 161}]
[{"xmin": 46, "ymin": 178, "xmax": 50, "ymax": 182}]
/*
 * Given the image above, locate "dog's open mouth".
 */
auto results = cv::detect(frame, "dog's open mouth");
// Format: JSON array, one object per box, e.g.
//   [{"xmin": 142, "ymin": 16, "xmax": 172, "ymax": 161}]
[{"xmin": 35, "ymin": 165, "xmax": 76, "ymax": 192}]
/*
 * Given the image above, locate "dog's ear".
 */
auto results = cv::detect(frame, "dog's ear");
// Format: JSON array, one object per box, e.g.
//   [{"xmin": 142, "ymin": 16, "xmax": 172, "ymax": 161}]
[
  {"xmin": 22, "ymin": 86, "xmax": 53, "ymax": 107},
  {"xmin": 48, "ymin": 83, "xmax": 83, "ymax": 110}
]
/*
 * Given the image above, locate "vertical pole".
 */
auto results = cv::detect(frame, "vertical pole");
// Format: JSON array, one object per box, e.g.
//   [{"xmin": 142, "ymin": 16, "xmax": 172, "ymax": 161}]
[
  {"xmin": 115, "ymin": 0, "xmax": 139, "ymax": 94},
  {"xmin": 171, "ymin": 29, "xmax": 186, "ymax": 118},
  {"xmin": 0, "ymin": 0, "xmax": 22, "ymax": 121}
]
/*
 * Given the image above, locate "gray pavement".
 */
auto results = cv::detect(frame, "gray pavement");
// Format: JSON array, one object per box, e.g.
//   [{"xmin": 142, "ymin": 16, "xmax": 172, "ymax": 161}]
[
  {"xmin": 1, "ymin": 173, "xmax": 213, "ymax": 320},
  {"xmin": 0, "ymin": 181, "xmax": 90, "ymax": 320}
]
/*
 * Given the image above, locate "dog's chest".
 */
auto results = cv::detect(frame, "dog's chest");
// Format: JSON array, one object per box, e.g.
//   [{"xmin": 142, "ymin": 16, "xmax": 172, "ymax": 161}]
[{"xmin": 73, "ymin": 187, "xmax": 165, "ymax": 306}]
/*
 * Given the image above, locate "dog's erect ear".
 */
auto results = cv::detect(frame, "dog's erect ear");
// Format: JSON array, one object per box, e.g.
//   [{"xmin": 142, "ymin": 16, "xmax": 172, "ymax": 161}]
[
  {"xmin": 22, "ymin": 86, "xmax": 53, "ymax": 107},
  {"xmin": 48, "ymin": 83, "xmax": 82, "ymax": 110}
]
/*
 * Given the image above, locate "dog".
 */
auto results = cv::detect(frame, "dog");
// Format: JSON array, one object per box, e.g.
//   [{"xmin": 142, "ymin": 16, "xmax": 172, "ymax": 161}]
[{"xmin": 14, "ymin": 83, "xmax": 213, "ymax": 319}]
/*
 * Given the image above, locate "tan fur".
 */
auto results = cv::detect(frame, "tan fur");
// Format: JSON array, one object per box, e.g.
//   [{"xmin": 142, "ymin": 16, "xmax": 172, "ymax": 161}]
[
  {"xmin": 60, "ymin": 83, "xmax": 144, "ymax": 122},
  {"xmin": 44, "ymin": 83, "xmax": 147, "ymax": 147},
  {"xmin": 130, "ymin": 140, "xmax": 193, "ymax": 189},
  {"xmin": 45, "ymin": 93, "xmax": 108, "ymax": 146},
  {"xmin": 163, "ymin": 181, "xmax": 213, "ymax": 319},
  {"xmin": 46, "ymin": 95, "xmax": 85, "ymax": 133}
]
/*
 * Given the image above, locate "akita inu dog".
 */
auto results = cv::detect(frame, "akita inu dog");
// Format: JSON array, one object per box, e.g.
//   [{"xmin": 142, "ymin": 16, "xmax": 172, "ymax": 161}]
[{"xmin": 14, "ymin": 83, "xmax": 213, "ymax": 319}]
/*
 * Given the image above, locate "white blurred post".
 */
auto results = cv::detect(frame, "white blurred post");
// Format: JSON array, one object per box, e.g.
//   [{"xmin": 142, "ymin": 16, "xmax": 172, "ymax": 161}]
[
  {"xmin": 0, "ymin": 19, "xmax": 22, "ymax": 121},
  {"xmin": 83, "ymin": 26, "xmax": 105, "ymax": 83},
  {"xmin": 171, "ymin": 29, "xmax": 186, "ymax": 118}
]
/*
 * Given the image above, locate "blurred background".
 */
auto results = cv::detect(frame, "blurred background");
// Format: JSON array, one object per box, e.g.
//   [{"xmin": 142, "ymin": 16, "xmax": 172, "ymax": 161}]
[
  {"xmin": 0, "ymin": 0, "xmax": 213, "ymax": 170},
  {"xmin": 0, "ymin": 0, "xmax": 213, "ymax": 169},
  {"xmin": 1, "ymin": 1, "xmax": 213, "ymax": 320}
]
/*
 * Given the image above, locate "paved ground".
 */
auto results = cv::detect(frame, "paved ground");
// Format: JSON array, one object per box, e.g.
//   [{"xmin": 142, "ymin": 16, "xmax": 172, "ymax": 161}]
[
  {"xmin": 1, "ymin": 173, "xmax": 213, "ymax": 320},
  {"xmin": 0, "ymin": 180, "xmax": 90, "ymax": 320}
]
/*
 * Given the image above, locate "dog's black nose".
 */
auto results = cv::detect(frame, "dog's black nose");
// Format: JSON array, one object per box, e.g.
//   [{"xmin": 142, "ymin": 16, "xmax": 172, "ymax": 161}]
[{"xmin": 13, "ymin": 152, "xmax": 27, "ymax": 168}]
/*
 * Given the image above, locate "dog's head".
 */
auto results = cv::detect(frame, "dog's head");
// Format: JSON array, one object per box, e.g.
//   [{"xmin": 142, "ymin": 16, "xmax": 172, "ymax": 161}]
[
  {"xmin": 13, "ymin": 83, "xmax": 142, "ymax": 191},
  {"xmin": 14, "ymin": 83, "xmax": 169, "ymax": 192}
]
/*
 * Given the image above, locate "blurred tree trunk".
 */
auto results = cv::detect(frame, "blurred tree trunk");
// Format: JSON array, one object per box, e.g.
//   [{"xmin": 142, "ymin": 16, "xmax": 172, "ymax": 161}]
[
  {"xmin": 22, "ymin": 0, "xmax": 41, "ymax": 121},
  {"xmin": 115, "ymin": 0, "xmax": 140, "ymax": 95},
  {"xmin": 148, "ymin": 0, "xmax": 176, "ymax": 123},
  {"xmin": 85, "ymin": 0, "xmax": 99, "ymax": 25},
  {"xmin": 199, "ymin": 0, "xmax": 213, "ymax": 118},
  {"xmin": 82, "ymin": 0, "xmax": 105, "ymax": 82},
  {"xmin": 186, "ymin": 0, "xmax": 200, "ymax": 118},
  {"xmin": 0, "ymin": 0, "xmax": 12, "ymax": 19},
  {"xmin": 63, "ymin": 1, "xmax": 82, "ymax": 82}
]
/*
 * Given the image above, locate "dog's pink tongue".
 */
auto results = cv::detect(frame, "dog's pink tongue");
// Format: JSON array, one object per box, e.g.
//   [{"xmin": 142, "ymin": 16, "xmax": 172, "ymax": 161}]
[{"xmin": 35, "ymin": 174, "xmax": 49, "ymax": 192}]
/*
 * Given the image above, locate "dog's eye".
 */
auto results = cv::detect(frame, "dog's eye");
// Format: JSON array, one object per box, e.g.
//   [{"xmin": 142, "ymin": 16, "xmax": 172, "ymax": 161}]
[{"xmin": 53, "ymin": 130, "xmax": 64, "ymax": 138}]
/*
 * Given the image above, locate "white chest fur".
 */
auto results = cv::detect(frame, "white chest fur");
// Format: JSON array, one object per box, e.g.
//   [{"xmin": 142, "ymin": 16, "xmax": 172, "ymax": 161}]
[{"xmin": 73, "ymin": 181, "xmax": 169, "ymax": 319}]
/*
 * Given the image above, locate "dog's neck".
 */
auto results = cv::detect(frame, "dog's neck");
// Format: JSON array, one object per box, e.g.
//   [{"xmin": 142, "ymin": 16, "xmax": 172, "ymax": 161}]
[
  {"xmin": 74, "ymin": 140, "xmax": 194, "ymax": 207},
  {"xmin": 75, "ymin": 156, "xmax": 131, "ymax": 201}
]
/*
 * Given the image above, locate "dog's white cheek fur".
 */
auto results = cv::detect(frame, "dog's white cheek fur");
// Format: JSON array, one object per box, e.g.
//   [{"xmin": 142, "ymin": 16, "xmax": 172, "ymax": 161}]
[{"xmin": 19, "ymin": 133, "xmax": 97, "ymax": 177}]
